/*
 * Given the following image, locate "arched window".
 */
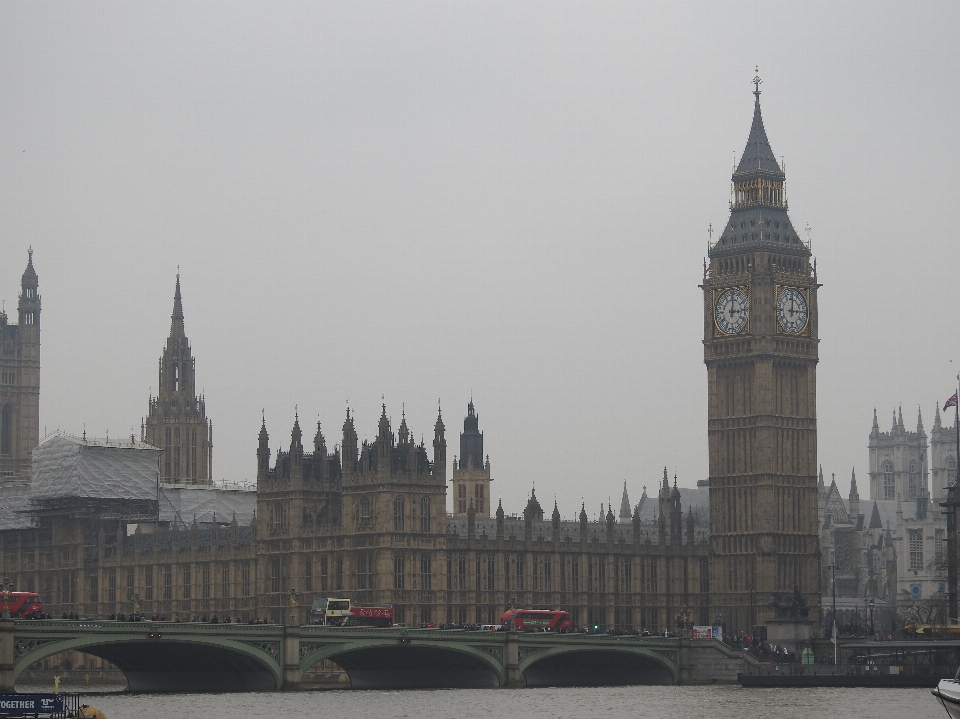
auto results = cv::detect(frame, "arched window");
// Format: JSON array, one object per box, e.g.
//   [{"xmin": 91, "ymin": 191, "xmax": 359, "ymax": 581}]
[
  {"xmin": 394, "ymin": 496, "xmax": 405, "ymax": 532},
  {"xmin": 948, "ymin": 456, "xmax": 957, "ymax": 488},
  {"xmin": 475, "ymin": 484, "xmax": 484, "ymax": 514},
  {"xmin": 420, "ymin": 497, "xmax": 430, "ymax": 533},
  {"xmin": 0, "ymin": 405, "xmax": 11, "ymax": 456},
  {"xmin": 909, "ymin": 462, "xmax": 918, "ymax": 500},
  {"xmin": 164, "ymin": 427, "xmax": 172, "ymax": 478},
  {"xmin": 882, "ymin": 461, "xmax": 895, "ymax": 500},
  {"xmin": 171, "ymin": 363, "xmax": 179, "ymax": 392},
  {"xmin": 357, "ymin": 497, "xmax": 372, "ymax": 531}
]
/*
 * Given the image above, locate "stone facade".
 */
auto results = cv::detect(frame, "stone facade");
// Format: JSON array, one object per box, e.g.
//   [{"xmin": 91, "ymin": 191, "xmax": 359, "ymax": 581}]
[
  {"xmin": 703, "ymin": 82, "xmax": 820, "ymax": 634},
  {"xmin": 0, "ymin": 250, "xmax": 40, "ymax": 481}
]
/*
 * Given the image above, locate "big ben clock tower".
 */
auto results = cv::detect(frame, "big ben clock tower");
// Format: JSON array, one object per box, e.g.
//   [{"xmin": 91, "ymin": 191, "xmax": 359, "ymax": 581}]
[{"xmin": 703, "ymin": 75, "xmax": 820, "ymax": 633}]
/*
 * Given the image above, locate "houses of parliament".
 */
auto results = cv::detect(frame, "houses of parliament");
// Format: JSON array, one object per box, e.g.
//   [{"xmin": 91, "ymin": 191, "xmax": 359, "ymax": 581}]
[{"xmin": 0, "ymin": 82, "xmax": 820, "ymax": 635}]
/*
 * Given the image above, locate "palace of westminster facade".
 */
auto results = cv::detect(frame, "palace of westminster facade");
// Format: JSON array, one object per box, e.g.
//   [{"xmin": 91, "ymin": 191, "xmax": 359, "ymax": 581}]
[{"xmin": 0, "ymin": 82, "xmax": 891, "ymax": 635}]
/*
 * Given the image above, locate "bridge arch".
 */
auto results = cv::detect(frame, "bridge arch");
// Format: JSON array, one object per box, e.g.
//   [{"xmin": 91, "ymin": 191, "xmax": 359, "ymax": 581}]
[
  {"xmin": 519, "ymin": 645, "xmax": 677, "ymax": 686},
  {"xmin": 14, "ymin": 634, "xmax": 282, "ymax": 692},
  {"xmin": 301, "ymin": 637, "xmax": 505, "ymax": 688}
]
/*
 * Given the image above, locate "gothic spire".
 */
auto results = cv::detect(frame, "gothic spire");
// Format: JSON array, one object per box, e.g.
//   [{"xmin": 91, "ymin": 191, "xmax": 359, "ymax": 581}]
[
  {"xmin": 872, "ymin": 408, "xmax": 880, "ymax": 434},
  {"xmin": 619, "ymin": 481, "xmax": 631, "ymax": 520},
  {"xmin": 170, "ymin": 273, "xmax": 185, "ymax": 338},
  {"xmin": 935, "ymin": 403, "xmax": 943, "ymax": 430},
  {"xmin": 869, "ymin": 501, "xmax": 883, "ymax": 529},
  {"xmin": 733, "ymin": 69, "xmax": 784, "ymax": 181},
  {"xmin": 917, "ymin": 406, "xmax": 925, "ymax": 434},
  {"xmin": 849, "ymin": 468, "xmax": 858, "ymax": 500}
]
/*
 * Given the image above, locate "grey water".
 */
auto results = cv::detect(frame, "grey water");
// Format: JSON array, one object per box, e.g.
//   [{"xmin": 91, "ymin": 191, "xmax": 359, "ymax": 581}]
[{"xmin": 35, "ymin": 685, "xmax": 946, "ymax": 719}]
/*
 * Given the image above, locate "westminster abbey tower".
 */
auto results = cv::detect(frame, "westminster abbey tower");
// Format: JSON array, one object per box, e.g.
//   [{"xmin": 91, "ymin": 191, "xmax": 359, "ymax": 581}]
[{"xmin": 703, "ymin": 78, "xmax": 821, "ymax": 633}]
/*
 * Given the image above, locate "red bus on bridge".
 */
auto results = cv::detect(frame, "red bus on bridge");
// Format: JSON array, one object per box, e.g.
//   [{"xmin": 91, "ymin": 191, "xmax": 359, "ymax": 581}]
[
  {"xmin": 2, "ymin": 592, "xmax": 43, "ymax": 619},
  {"xmin": 500, "ymin": 609, "xmax": 572, "ymax": 632}
]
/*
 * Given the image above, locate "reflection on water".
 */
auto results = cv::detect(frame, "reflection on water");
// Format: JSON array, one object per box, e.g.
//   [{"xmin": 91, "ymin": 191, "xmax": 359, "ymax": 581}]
[{"xmin": 20, "ymin": 685, "xmax": 947, "ymax": 719}]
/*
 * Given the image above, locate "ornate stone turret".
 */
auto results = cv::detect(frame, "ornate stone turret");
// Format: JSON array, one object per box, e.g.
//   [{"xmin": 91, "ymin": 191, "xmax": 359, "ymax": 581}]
[
  {"xmin": 619, "ymin": 482, "xmax": 631, "ymax": 522},
  {"xmin": 144, "ymin": 275, "xmax": 213, "ymax": 485},
  {"xmin": 451, "ymin": 400, "xmax": 490, "ymax": 517},
  {"xmin": 0, "ymin": 249, "xmax": 40, "ymax": 479},
  {"xmin": 849, "ymin": 468, "xmax": 859, "ymax": 519}
]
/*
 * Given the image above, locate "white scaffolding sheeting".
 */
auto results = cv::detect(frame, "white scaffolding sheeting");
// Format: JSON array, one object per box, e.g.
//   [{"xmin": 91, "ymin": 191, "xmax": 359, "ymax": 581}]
[
  {"xmin": 0, "ymin": 485, "xmax": 34, "ymax": 529},
  {"xmin": 31, "ymin": 435, "xmax": 159, "ymax": 500},
  {"xmin": 159, "ymin": 487, "xmax": 256, "ymax": 525}
]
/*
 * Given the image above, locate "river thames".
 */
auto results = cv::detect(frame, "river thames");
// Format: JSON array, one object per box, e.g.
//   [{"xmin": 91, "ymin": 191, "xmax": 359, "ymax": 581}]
[{"xmin": 43, "ymin": 685, "xmax": 947, "ymax": 719}]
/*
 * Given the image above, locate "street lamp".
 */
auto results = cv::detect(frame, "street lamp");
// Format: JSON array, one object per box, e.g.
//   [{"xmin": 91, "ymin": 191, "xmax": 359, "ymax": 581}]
[
  {"xmin": 288, "ymin": 587, "xmax": 299, "ymax": 626},
  {"xmin": 1, "ymin": 576, "xmax": 10, "ymax": 620}
]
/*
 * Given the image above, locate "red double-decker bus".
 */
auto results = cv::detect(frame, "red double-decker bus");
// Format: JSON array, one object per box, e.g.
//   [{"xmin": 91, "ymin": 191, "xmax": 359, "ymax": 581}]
[
  {"xmin": 2, "ymin": 592, "xmax": 43, "ymax": 619},
  {"xmin": 500, "ymin": 609, "xmax": 572, "ymax": 632}
]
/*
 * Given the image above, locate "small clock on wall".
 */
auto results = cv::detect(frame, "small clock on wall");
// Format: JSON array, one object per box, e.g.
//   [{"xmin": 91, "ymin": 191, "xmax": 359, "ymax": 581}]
[
  {"xmin": 714, "ymin": 288, "xmax": 749, "ymax": 335},
  {"xmin": 776, "ymin": 287, "xmax": 808, "ymax": 334}
]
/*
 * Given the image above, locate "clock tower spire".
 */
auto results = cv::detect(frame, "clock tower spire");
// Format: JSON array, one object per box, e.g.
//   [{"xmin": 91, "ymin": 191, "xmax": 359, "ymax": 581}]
[{"xmin": 703, "ymin": 76, "xmax": 820, "ymax": 634}]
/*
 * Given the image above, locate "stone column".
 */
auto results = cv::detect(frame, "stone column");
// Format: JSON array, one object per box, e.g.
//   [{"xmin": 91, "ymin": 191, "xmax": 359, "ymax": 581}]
[
  {"xmin": 0, "ymin": 620, "xmax": 14, "ymax": 692},
  {"xmin": 281, "ymin": 625, "xmax": 301, "ymax": 690},
  {"xmin": 503, "ymin": 630, "xmax": 523, "ymax": 688}
]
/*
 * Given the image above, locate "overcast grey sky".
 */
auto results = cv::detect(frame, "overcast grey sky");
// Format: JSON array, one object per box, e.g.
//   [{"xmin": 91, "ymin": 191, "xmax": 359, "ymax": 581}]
[{"xmin": 2, "ymin": 1, "xmax": 959, "ymax": 517}]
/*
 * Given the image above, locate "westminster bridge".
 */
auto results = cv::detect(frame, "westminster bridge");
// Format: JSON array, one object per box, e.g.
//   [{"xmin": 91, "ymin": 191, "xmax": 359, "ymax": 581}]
[{"xmin": 0, "ymin": 620, "xmax": 745, "ymax": 691}]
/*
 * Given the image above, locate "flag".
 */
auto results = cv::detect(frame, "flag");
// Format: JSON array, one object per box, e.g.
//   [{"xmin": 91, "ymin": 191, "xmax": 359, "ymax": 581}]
[
  {"xmin": 945, "ymin": 392, "xmax": 958, "ymax": 412},
  {"xmin": 831, "ymin": 620, "xmax": 837, "ymax": 644}
]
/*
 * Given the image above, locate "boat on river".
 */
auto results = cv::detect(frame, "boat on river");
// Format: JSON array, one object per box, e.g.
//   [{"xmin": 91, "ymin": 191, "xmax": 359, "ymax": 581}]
[{"xmin": 932, "ymin": 675, "xmax": 960, "ymax": 718}]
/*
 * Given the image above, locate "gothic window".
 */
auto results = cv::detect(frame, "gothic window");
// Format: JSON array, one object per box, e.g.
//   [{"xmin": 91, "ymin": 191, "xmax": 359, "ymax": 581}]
[
  {"xmin": 419, "ymin": 554, "xmax": 431, "ymax": 590},
  {"xmin": 202, "ymin": 564, "xmax": 211, "ymax": 599},
  {"xmin": 883, "ymin": 461, "xmax": 895, "ymax": 500},
  {"xmin": 514, "ymin": 555, "xmax": 523, "ymax": 592},
  {"xmin": 357, "ymin": 498, "xmax": 372, "ymax": 531},
  {"xmin": 273, "ymin": 503, "xmax": 287, "ymax": 532},
  {"xmin": 173, "ymin": 427, "xmax": 181, "ymax": 481},
  {"xmin": 457, "ymin": 553, "xmax": 467, "ymax": 590},
  {"xmin": 0, "ymin": 405, "xmax": 10, "ymax": 456},
  {"xmin": 171, "ymin": 363, "xmax": 179, "ymax": 392},
  {"xmin": 107, "ymin": 569, "xmax": 116, "ymax": 603},
  {"xmin": 572, "ymin": 558, "xmax": 579, "ymax": 593},
  {"xmin": 394, "ymin": 554, "xmax": 405, "ymax": 590},
  {"xmin": 221, "ymin": 565, "xmax": 230, "ymax": 598},
  {"xmin": 335, "ymin": 558, "xmax": 343, "ymax": 591},
  {"xmin": 543, "ymin": 558, "xmax": 551, "ymax": 592},
  {"xmin": 164, "ymin": 566, "xmax": 173, "ymax": 600},
  {"xmin": 356, "ymin": 552, "xmax": 373, "ymax": 590},
  {"xmin": 182, "ymin": 565, "xmax": 192, "ymax": 599},
  {"xmin": 458, "ymin": 483, "xmax": 466, "ymax": 514},
  {"xmin": 127, "ymin": 568, "xmax": 135, "ymax": 602},
  {"xmin": 420, "ymin": 497, "xmax": 430, "ymax": 533},
  {"xmin": 319, "ymin": 557, "xmax": 328, "ymax": 592},
  {"xmin": 936, "ymin": 529, "xmax": 946, "ymax": 569},
  {"xmin": 909, "ymin": 462, "xmax": 918, "ymax": 500},
  {"xmin": 487, "ymin": 554, "xmax": 495, "ymax": 592},
  {"xmin": 475, "ymin": 484, "xmax": 484, "ymax": 514},
  {"xmin": 909, "ymin": 529, "xmax": 924, "ymax": 571},
  {"xmin": 144, "ymin": 566, "xmax": 153, "ymax": 601},
  {"xmin": 394, "ymin": 496, "xmax": 405, "ymax": 532},
  {"xmin": 270, "ymin": 557, "xmax": 282, "ymax": 593},
  {"xmin": 164, "ymin": 427, "xmax": 171, "ymax": 478},
  {"xmin": 948, "ymin": 457, "xmax": 957, "ymax": 487},
  {"xmin": 24, "ymin": 312, "xmax": 33, "ymax": 325},
  {"xmin": 241, "ymin": 564, "xmax": 251, "ymax": 597}
]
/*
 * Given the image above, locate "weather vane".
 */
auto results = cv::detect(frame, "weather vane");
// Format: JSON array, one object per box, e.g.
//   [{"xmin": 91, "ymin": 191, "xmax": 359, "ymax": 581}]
[{"xmin": 753, "ymin": 66, "xmax": 762, "ymax": 96}]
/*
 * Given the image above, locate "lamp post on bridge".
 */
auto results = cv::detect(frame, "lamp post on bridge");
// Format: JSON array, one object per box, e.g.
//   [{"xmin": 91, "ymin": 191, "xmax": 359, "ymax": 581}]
[
  {"xmin": 1, "ymin": 576, "xmax": 10, "ymax": 620},
  {"xmin": 288, "ymin": 587, "xmax": 299, "ymax": 627}
]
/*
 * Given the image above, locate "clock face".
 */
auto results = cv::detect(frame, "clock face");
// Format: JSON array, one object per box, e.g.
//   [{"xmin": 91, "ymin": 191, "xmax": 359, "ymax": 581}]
[
  {"xmin": 777, "ymin": 287, "xmax": 808, "ymax": 334},
  {"xmin": 715, "ymin": 288, "xmax": 749, "ymax": 335}
]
